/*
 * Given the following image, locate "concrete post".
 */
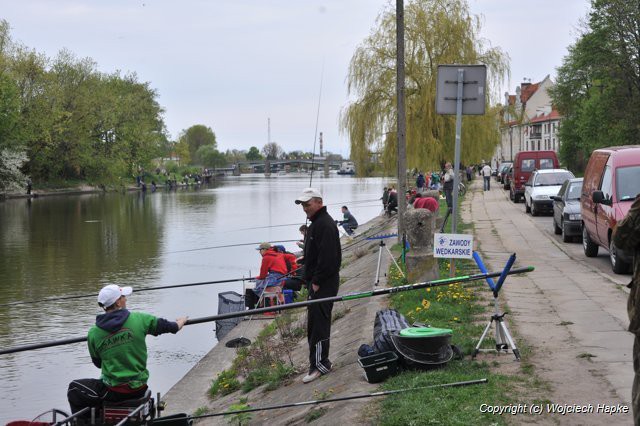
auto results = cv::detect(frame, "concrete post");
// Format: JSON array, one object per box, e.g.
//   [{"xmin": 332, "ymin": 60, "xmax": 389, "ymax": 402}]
[
  {"xmin": 403, "ymin": 207, "xmax": 439, "ymax": 283},
  {"xmin": 324, "ymin": 157, "xmax": 329, "ymax": 177},
  {"xmin": 233, "ymin": 163, "xmax": 241, "ymax": 176},
  {"xmin": 264, "ymin": 159, "xmax": 271, "ymax": 177}
]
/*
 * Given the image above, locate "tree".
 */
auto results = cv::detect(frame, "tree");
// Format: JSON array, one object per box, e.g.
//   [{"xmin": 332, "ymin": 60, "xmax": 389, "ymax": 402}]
[
  {"xmin": 246, "ymin": 146, "xmax": 263, "ymax": 161},
  {"xmin": 178, "ymin": 124, "xmax": 217, "ymax": 165},
  {"xmin": 196, "ymin": 144, "xmax": 226, "ymax": 168},
  {"xmin": 261, "ymin": 142, "xmax": 283, "ymax": 160},
  {"xmin": 224, "ymin": 149, "xmax": 246, "ymax": 163},
  {"xmin": 551, "ymin": 0, "xmax": 640, "ymax": 172},
  {"xmin": 340, "ymin": 0, "xmax": 509, "ymax": 175}
]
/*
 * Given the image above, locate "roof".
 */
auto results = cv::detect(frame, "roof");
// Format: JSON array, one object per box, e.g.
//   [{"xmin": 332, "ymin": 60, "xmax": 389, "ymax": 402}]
[
  {"xmin": 520, "ymin": 83, "xmax": 540, "ymax": 103},
  {"xmin": 529, "ymin": 109, "xmax": 562, "ymax": 123},
  {"xmin": 533, "ymin": 168, "xmax": 573, "ymax": 174}
]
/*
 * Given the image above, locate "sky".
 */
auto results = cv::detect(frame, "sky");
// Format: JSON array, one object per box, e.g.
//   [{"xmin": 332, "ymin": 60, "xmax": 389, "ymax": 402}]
[{"xmin": 1, "ymin": 0, "xmax": 592, "ymax": 157}]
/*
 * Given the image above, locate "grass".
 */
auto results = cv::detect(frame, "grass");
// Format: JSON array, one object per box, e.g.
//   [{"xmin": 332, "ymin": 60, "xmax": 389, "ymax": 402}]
[{"xmin": 377, "ymin": 187, "xmax": 544, "ymax": 425}]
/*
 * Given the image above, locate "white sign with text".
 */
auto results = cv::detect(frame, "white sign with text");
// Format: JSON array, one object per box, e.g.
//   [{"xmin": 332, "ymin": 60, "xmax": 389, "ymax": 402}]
[{"xmin": 433, "ymin": 233, "xmax": 473, "ymax": 259}]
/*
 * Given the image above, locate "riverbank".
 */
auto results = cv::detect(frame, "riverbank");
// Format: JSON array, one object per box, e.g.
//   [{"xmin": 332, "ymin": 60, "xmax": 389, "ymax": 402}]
[{"xmin": 161, "ymin": 214, "xmax": 397, "ymax": 422}]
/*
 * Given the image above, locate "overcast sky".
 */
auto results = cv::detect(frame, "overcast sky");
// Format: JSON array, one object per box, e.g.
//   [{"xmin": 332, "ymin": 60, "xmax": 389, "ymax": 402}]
[{"xmin": 1, "ymin": 0, "xmax": 591, "ymax": 156}]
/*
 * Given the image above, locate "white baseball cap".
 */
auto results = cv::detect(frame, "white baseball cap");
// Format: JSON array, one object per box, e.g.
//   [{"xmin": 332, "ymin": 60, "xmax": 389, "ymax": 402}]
[
  {"xmin": 98, "ymin": 284, "xmax": 133, "ymax": 308},
  {"xmin": 295, "ymin": 188, "xmax": 323, "ymax": 204}
]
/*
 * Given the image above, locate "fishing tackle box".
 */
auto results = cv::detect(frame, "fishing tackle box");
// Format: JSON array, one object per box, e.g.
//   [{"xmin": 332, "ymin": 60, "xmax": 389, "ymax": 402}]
[{"xmin": 357, "ymin": 351, "xmax": 399, "ymax": 383}]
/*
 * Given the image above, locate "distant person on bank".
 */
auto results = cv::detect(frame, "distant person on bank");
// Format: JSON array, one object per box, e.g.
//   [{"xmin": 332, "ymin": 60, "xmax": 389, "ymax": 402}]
[
  {"xmin": 612, "ymin": 194, "xmax": 640, "ymax": 425},
  {"xmin": 337, "ymin": 205, "xmax": 358, "ymax": 236},
  {"xmin": 295, "ymin": 188, "xmax": 341, "ymax": 384},
  {"xmin": 442, "ymin": 163, "xmax": 455, "ymax": 211},
  {"xmin": 481, "ymin": 163, "xmax": 492, "ymax": 191},
  {"xmin": 67, "ymin": 285, "xmax": 187, "ymax": 415}
]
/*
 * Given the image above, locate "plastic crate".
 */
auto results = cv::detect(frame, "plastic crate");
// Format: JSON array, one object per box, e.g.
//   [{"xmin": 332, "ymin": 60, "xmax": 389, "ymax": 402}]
[{"xmin": 357, "ymin": 351, "xmax": 399, "ymax": 383}]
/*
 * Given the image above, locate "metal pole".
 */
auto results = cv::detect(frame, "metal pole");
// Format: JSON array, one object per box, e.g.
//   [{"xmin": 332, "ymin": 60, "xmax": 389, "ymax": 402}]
[
  {"xmin": 396, "ymin": 0, "xmax": 407, "ymax": 244},
  {"xmin": 449, "ymin": 68, "xmax": 464, "ymax": 277},
  {"xmin": 509, "ymin": 127, "xmax": 513, "ymax": 161}
]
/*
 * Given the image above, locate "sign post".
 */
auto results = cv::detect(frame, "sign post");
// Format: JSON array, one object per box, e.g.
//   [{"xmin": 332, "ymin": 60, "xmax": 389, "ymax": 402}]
[{"xmin": 436, "ymin": 64, "xmax": 486, "ymax": 275}]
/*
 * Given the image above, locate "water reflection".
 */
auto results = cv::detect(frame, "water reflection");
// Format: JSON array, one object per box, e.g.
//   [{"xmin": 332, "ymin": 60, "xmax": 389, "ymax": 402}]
[{"xmin": 0, "ymin": 175, "xmax": 386, "ymax": 422}]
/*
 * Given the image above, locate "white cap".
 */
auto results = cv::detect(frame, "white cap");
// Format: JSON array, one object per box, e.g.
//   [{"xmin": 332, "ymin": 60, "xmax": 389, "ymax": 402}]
[
  {"xmin": 98, "ymin": 284, "xmax": 133, "ymax": 308},
  {"xmin": 295, "ymin": 188, "xmax": 323, "ymax": 204}
]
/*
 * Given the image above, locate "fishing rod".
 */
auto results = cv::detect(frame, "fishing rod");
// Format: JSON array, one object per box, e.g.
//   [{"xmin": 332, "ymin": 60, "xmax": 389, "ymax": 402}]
[
  {"xmin": 0, "ymin": 276, "xmax": 256, "ymax": 308},
  {"xmin": 0, "ymin": 266, "xmax": 533, "ymax": 356},
  {"xmin": 165, "ymin": 239, "xmax": 300, "ymax": 255},
  {"xmin": 309, "ymin": 61, "xmax": 324, "ymax": 187},
  {"xmin": 160, "ymin": 378, "xmax": 488, "ymax": 421}
]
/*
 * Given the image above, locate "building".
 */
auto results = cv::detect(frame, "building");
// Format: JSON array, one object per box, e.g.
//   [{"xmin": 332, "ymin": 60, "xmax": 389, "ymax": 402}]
[{"xmin": 496, "ymin": 75, "xmax": 560, "ymax": 164}]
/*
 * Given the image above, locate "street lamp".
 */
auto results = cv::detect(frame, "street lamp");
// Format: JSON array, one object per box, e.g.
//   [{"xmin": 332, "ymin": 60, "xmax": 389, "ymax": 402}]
[{"xmin": 508, "ymin": 126, "xmax": 513, "ymax": 161}]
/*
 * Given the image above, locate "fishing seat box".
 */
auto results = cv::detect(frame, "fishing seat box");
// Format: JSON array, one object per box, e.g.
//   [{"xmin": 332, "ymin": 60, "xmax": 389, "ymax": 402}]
[{"xmin": 357, "ymin": 351, "xmax": 399, "ymax": 383}]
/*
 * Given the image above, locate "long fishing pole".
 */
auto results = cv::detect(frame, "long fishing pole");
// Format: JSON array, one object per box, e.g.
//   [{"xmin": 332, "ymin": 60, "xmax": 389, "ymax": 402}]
[
  {"xmin": 165, "ymin": 239, "xmax": 299, "ymax": 255},
  {"xmin": 0, "ymin": 276, "xmax": 256, "ymax": 308},
  {"xmin": 0, "ymin": 266, "xmax": 533, "ymax": 356},
  {"xmin": 309, "ymin": 61, "xmax": 324, "ymax": 187},
  {"xmin": 162, "ymin": 379, "xmax": 488, "ymax": 421}
]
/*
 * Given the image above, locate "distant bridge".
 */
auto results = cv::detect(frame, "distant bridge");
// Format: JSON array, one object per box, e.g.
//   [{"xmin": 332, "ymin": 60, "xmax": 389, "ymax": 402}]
[{"xmin": 215, "ymin": 158, "xmax": 346, "ymax": 175}]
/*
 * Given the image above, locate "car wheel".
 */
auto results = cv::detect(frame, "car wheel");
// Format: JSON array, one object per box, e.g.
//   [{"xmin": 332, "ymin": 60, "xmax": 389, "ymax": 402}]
[
  {"xmin": 561, "ymin": 221, "xmax": 572, "ymax": 243},
  {"xmin": 582, "ymin": 226, "xmax": 599, "ymax": 257},
  {"xmin": 531, "ymin": 202, "xmax": 538, "ymax": 216},
  {"xmin": 525, "ymin": 198, "xmax": 531, "ymax": 213},
  {"xmin": 554, "ymin": 217, "xmax": 562, "ymax": 235},
  {"xmin": 509, "ymin": 189, "xmax": 514, "ymax": 201},
  {"xmin": 609, "ymin": 239, "xmax": 630, "ymax": 274}
]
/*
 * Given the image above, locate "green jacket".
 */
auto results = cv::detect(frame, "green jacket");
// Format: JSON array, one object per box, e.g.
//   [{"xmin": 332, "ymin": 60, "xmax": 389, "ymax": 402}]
[
  {"xmin": 612, "ymin": 197, "xmax": 640, "ymax": 334},
  {"xmin": 88, "ymin": 309, "xmax": 177, "ymax": 389}
]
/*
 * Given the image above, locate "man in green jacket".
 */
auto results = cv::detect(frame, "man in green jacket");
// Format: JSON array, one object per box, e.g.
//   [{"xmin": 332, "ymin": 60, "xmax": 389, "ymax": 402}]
[
  {"xmin": 612, "ymin": 196, "xmax": 640, "ymax": 425},
  {"xmin": 67, "ymin": 284, "xmax": 187, "ymax": 414}
]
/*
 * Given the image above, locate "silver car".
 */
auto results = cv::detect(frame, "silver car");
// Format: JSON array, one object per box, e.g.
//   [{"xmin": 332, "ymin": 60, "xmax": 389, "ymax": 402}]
[{"xmin": 524, "ymin": 169, "xmax": 575, "ymax": 216}]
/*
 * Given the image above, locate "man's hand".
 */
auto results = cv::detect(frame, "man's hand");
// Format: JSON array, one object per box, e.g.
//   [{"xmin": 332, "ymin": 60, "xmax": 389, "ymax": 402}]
[
  {"xmin": 176, "ymin": 316, "xmax": 188, "ymax": 330},
  {"xmin": 312, "ymin": 283, "xmax": 320, "ymax": 292}
]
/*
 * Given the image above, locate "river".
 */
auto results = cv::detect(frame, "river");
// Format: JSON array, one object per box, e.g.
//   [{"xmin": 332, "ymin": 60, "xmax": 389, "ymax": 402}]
[{"xmin": 0, "ymin": 174, "xmax": 387, "ymax": 422}]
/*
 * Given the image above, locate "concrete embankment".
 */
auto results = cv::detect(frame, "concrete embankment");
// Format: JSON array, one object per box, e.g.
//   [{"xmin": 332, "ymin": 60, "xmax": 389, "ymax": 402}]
[{"xmin": 161, "ymin": 214, "xmax": 398, "ymax": 424}]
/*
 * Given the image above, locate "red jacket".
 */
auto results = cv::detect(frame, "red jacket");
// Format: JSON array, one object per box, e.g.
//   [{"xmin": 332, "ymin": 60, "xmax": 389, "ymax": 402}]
[
  {"xmin": 413, "ymin": 196, "xmax": 439, "ymax": 212},
  {"xmin": 281, "ymin": 252, "xmax": 298, "ymax": 272},
  {"xmin": 257, "ymin": 249, "xmax": 288, "ymax": 279}
]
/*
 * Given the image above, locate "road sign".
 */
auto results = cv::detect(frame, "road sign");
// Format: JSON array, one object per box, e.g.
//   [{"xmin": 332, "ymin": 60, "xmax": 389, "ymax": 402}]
[
  {"xmin": 434, "ymin": 233, "xmax": 474, "ymax": 259},
  {"xmin": 435, "ymin": 65, "xmax": 487, "ymax": 115}
]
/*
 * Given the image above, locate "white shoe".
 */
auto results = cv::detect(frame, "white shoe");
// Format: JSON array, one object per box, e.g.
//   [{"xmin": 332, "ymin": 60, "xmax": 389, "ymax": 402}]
[{"xmin": 302, "ymin": 370, "xmax": 322, "ymax": 384}]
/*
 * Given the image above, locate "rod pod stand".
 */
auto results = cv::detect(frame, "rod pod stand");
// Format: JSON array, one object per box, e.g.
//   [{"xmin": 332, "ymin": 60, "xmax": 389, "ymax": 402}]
[
  {"xmin": 471, "ymin": 252, "xmax": 520, "ymax": 361},
  {"xmin": 369, "ymin": 234, "xmax": 405, "ymax": 291}
]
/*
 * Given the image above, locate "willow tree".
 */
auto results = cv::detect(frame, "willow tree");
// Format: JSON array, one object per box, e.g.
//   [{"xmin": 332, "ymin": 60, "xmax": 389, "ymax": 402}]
[{"xmin": 341, "ymin": 0, "xmax": 509, "ymax": 175}]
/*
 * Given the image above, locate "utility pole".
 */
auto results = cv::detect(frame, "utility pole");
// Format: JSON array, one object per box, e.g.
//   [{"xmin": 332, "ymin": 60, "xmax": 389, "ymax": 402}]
[{"xmin": 396, "ymin": 0, "xmax": 407, "ymax": 244}]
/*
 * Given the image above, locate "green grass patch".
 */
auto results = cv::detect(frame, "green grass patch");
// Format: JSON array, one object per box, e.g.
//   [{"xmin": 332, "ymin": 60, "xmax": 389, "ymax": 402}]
[{"xmin": 377, "ymin": 189, "xmax": 544, "ymax": 425}]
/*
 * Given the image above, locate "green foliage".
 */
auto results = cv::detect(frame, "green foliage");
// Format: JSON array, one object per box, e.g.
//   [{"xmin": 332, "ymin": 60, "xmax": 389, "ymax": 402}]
[
  {"xmin": 224, "ymin": 398, "xmax": 253, "ymax": 426},
  {"xmin": 240, "ymin": 361, "xmax": 296, "ymax": 393},
  {"xmin": 196, "ymin": 144, "xmax": 226, "ymax": 168},
  {"xmin": 209, "ymin": 369, "xmax": 241, "ymax": 397},
  {"xmin": 178, "ymin": 124, "xmax": 217, "ymax": 164},
  {"xmin": 246, "ymin": 146, "xmax": 263, "ymax": 161},
  {"xmin": 551, "ymin": 0, "xmax": 640, "ymax": 172},
  {"xmin": 341, "ymin": 0, "xmax": 509, "ymax": 175},
  {"xmin": 0, "ymin": 20, "xmax": 168, "ymax": 186},
  {"xmin": 261, "ymin": 142, "xmax": 283, "ymax": 160}
]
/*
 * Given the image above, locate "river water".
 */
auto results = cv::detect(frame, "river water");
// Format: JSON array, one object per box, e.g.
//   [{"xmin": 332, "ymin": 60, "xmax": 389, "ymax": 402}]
[{"xmin": 0, "ymin": 174, "xmax": 387, "ymax": 422}]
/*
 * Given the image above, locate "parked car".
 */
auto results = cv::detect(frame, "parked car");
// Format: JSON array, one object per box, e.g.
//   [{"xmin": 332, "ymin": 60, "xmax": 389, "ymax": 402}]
[
  {"xmin": 552, "ymin": 178, "xmax": 583, "ymax": 242},
  {"xmin": 581, "ymin": 145, "xmax": 640, "ymax": 274},
  {"xmin": 497, "ymin": 162, "xmax": 512, "ymax": 184},
  {"xmin": 524, "ymin": 169, "xmax": 575, "ymax": 216},
  {"xmin": 503, "ymin": 165, "xmax": 513, "ymax": 190},
  {"xmin": 510, "ymin": 150, "xmax": 559, "ymax": 203}
]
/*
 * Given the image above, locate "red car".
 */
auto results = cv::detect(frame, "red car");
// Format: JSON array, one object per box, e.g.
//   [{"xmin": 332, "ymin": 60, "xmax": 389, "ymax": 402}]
[{"xmin": 581, "ymin": 145, "xmax": 640, "ymax": 273}]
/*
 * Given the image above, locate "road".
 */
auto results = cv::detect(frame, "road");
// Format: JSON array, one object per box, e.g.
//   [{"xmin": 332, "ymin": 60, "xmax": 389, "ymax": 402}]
[{"xmin": 462, "ymin": 178, "xmax": 633, "ymax": 425}]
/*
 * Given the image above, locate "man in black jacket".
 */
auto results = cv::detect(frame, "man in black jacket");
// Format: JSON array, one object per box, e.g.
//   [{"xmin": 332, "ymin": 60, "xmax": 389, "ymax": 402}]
[{"xmin": 295, "ymin": 188, "xmax": 342, "ymax": 383}]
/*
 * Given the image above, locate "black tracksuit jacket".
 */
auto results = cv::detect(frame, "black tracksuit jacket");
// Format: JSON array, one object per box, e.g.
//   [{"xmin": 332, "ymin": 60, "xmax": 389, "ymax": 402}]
[{"xmin": 303, "ymin": 206, "xmax": 341, "ymax": 297}]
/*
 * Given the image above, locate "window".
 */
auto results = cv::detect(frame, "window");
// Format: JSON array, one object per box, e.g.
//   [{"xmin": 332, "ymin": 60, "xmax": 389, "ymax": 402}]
[
  {"xmin": 616, "ymin": 166, "xmax": 640, "ymax": 201},
  {"xmin": 521, "ymin": 159, "xmax": 535, "ymax": 172},
  {"xmin": 539, "ymin": 158, "xmax": 554, "ymax": 169},
  {"xmin": 567, "ymin": 181, "xmax": 583, "ymax": 200},
  {"xmin": 534, "ymin": 172, "xmax": 574, "ymax": 186},
  {"xmin": 600, "ymin": 166, "xmax": 613, "ymax": 200}
]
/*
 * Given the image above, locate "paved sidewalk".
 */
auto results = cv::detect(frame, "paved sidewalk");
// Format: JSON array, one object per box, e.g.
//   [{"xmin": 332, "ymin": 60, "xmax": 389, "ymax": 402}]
[{"xmin": 462, "ymin": 178, "xmax": 633, "ymax": 425}]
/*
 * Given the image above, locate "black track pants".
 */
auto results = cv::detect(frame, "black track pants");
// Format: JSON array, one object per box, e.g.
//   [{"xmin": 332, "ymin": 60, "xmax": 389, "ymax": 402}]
[
  {"xmin": 307, "ymin": 299, "xmax": 334, "ymax": 374},
  {"xmin": 67, "ymin": 378, "xmax": 146, "ymax": 414}
]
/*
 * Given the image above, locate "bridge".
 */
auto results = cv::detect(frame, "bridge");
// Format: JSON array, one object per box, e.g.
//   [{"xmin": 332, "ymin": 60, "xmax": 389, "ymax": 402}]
[{"xmin": 216, "ymin": 158, "xmax": 345, "ymax": 176}]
